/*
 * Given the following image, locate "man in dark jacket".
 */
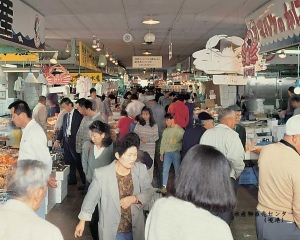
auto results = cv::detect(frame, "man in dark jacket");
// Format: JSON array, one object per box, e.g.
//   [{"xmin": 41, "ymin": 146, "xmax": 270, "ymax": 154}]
[
  {"xmin": 182, "ymin": 112, "xmax": 214, "ymax": 157},
  {"xmin": 228, "ymin": 104, "xmax": 246, "ymax": 150}
]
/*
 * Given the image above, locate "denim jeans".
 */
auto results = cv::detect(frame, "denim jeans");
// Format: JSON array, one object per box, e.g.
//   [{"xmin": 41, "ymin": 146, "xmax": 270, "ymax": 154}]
[
  {"xmin": 162, "ymin": 151, "xmax": 181, "ymax": 186},
  {"xmin": 115, "ymin": 232, "xmax": 133, "ymax": 240}
]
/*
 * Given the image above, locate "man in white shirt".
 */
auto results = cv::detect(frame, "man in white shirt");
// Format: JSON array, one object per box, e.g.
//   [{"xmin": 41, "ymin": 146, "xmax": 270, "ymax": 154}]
[
  {"xmin": 8, "ymin": 100, "xmax": 57, "ymax": 187},
  {"xmin": 200, "ymin": 108, "xmax": 245, "ymax": 225},
  {"xmin": 32, "ymin": 96, "xmax": 47, "ymax": 133},
  {"xmin": 89, "ymin": 88, "xmax": 102, "ymax": 113},
  {"xmin": 0, "ymin": 160, "xmax": 63, "ymax": 240},
  {"xmin": 125, "ymin": 94, "xmax": 145, "ymax": 119}
]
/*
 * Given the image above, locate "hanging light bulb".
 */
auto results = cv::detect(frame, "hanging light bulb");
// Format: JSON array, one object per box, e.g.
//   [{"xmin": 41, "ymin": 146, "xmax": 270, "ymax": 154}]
[
  {"xmin": 65, "ymin": 43, "xmax": 70, "ymax": 53},
  {"xmin": 25, "ymin": 68, "xmax": 39, "ymax": 83},
  {"xmin": 96, "ymin": 39, "xmax": 101, "ymax": 51},
  {"xmin": 278, "ymin": 50, "xmax": 286, "ymax": 59},
  {"xmin": 37, "ymin": 69, "xmax": 47, "ymax": 84},
  {"xmin": 115, "ymin": 59, "xmax": 118, "ymax": 65},
  {"xmin": 50, "ymin": 52, "xmax": 58, "ymax": 64},
  {"xmin": 105, "ymin": 49, "xmax": 109, "ymax": 58},
  {"xmin": 295, "ymin": 80, "xmax": 300, "ymax": 94},
  {"xmin": 112, "ymin": 58, "xmax": 116, "ymax": 63},
  {"xmin": 176, "ymin": 63, "xmax": 181, "ymax": 72},
  {"xmin": 92, "ymin": 36, "xmax": 97, "ymax": 48},
  {"xmin": 98, "ymin": 54, "xmax": 107, "ymax": 67},
  {"xmin": 0, "ymin": 67, "xmax": 8, "ymax": 85}
]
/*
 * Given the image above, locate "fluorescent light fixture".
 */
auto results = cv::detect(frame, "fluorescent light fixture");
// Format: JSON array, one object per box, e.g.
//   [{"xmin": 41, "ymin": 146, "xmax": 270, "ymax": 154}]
[
  {"xmin": 92, "ymin": 36, "xmax": 97, "ymax": 48},
  {"xmin": 50, "ymin": 52, "xmax": 58, "ymax": 64},
  {"xmin": 25, "ymin": 69, "xmax": 39, "ymax": 83},
  {"xmin": 2, "ymin": 64, "xmax": 17, "ymax": 68},
  {"xmin": 37, "ymin": 69, "xmax": 47, "ymax": 84},
  {"xmin": 142, "ymin": 18, "xmax": 160, "ymax": 25}
]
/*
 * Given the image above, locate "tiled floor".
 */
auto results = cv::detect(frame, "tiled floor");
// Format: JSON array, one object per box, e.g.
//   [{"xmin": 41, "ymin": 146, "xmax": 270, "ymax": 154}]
[{"xmin": 46, "ymin": 165, "xmax": 259, "ymax": 240}]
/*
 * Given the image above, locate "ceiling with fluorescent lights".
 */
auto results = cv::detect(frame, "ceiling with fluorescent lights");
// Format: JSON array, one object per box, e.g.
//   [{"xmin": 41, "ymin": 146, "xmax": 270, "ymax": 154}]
[{"xmin": 21, "ymin": 0, "xmax": 270, "ymax": 72}]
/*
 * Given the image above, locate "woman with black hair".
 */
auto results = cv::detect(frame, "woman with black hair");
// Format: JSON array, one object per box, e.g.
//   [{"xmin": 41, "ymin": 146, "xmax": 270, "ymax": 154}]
[
  {"xmin": 75, "ymin": 133, "xmax": 153, "ymax": 240},
  {"xmin": 134, "ymin": 106, "xmax": 159, "ymax": 183},
  {"xmin": 145, "ymin": 144, "xmax": 235, "ymax": 240},
  {"xmin": 81, "ymin": 120, "xmax": 115, "ymax": 240}
]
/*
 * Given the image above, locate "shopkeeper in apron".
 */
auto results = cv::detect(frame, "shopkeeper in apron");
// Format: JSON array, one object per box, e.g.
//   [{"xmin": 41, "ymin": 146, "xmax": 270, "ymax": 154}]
[{"xmin": 8, "ymin": 100, "xmax": 57, "ymax": 216}]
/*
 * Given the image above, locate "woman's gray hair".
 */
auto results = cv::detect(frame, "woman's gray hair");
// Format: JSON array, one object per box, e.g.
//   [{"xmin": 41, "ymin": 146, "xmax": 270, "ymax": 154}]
[{"xmin": 5, "ymin": 160, "xmax": 49, "ymax": 198}]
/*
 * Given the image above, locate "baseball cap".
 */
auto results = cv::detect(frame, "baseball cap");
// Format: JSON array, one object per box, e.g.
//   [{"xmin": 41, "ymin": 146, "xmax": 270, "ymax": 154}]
[
  {"xmin": 286, "ymin": 115, "xmax": 300, "ymax": 135},
  {"xmin": 227, "ymin": 104, "xmax": 241, "ymax": 111},
  {"xmin": 198, "ymin": 112, "xmax": 214, "ymax": 121}
]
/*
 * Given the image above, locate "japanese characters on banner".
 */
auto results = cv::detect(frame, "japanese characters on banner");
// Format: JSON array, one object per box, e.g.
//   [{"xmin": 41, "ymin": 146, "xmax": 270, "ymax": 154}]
[
  {"xmin": 245, "ymin": 0, "xmax": 300, "ymax": 48},
  {"xmin": 132, "ymin": 56, "xmax": 162, "ymax": 68},
  {"xmin": 0, "ymin": 0, "xmax": 45, "ymax": 49},
  {"xmin": 241, "ymin": 27, "xmax": 261, "ymax": 78}
]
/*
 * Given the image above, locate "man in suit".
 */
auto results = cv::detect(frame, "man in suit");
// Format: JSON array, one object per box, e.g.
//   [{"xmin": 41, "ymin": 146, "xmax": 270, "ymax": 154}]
[
  {"xmin": 227, "ymin": 104, "xmax": 246, "ymax": 150},
  {"xmin": 53, "ymin": 98, "xmax": 85, "ymax": 186}
]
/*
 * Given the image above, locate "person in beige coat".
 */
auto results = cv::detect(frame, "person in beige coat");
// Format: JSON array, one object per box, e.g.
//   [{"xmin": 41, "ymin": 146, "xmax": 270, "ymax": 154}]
[{"xmin": 75, "ymin": 133, "xmax": 153, "ymax": 240}]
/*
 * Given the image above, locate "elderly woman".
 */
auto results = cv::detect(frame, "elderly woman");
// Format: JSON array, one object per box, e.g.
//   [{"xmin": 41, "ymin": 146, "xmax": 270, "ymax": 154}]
[
  {"xmin": 75, "ymin": 133, "xmax": 153, "ymax": 240},
  {"xmin": 0, "ymin": 160, "xmax": 63, "ymax": 240},
  {"xmin": 82, "ymin": 120, "xmax": 115, "ymax": 239},
  {"xmin": 145, "ymin": 145, "xmax": 235, "ymax": 240},
  {"xmin": 47, "ymin": 93, "xmax": 60, "ymax": 117}
]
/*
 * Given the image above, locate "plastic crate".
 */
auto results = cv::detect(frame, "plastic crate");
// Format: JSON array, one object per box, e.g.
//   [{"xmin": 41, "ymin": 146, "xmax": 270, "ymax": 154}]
[{"xmin": 239, "ymin": 166, "xmax": 259, "ymax": 185}]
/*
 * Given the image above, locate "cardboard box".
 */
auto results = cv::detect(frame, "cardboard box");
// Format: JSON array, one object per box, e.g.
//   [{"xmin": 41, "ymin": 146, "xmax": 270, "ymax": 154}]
[{"xmin": 205, "ymin": 99, "xmax": 215, "ymax": 108}]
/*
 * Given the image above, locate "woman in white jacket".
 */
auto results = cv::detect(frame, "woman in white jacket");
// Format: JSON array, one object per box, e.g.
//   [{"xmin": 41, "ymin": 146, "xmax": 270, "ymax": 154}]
[{"xmin": 145, "ymin": 144, "xmax": 235, "ymax": 240}]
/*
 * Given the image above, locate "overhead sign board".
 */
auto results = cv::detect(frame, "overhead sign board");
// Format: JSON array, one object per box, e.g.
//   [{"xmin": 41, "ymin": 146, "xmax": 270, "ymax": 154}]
[
  {"xmin": 0, "ymin": 0, "xmax": 45, "ymax": 49},
  {"xmin": 132, "ymin": 56, "xmax": 162, "ymax": 68},
  {"xmin": 78, "ymin": 41, "xmax": 97, "ymax": 71},
  {"xmin": 245, "ymin": 0, "xmax": 300, "ymax": 50},
  {"xmin": 213, "ymin": 75, "xmax": 247, "ymax": 85}
]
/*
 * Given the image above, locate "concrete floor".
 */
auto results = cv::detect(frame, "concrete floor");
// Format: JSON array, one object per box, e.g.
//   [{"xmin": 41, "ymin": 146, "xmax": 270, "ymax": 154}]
[{"xmin": 46, "ymin": 167, "xmax": 259, "ymax": 240}]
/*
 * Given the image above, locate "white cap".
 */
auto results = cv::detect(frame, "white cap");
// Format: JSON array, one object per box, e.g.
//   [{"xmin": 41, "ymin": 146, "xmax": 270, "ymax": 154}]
[{"xmin": 286, "ymin": 115, "xmax": 300, "ymax": 135}]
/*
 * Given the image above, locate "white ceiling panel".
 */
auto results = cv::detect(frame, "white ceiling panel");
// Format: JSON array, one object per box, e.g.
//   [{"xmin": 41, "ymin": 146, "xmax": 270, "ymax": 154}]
[{"xmin": 22, "ymin": 0, "xmax": 271, "ymax": 70}]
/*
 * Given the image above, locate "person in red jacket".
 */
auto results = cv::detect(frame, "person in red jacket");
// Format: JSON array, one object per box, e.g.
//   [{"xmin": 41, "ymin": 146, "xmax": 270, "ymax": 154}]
[
  {"xmin": 116, "ymin": 110, "xmax": 134, "ymax": 139},
  {"xmin": 168, "ymin": 94, "xmax": 189, "ymax": 128}
]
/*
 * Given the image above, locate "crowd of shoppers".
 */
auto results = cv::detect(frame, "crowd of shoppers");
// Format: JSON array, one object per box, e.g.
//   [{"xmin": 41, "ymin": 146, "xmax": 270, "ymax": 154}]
[{"xmin": 5, "ymin": 86, "xmax": 300, "ymax": 240}]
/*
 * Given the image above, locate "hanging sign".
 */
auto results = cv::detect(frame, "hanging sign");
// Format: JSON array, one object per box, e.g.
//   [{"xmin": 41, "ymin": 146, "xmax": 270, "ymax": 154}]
[
  {"xmin": 70, "ymin": 72, "xmax": 102, "ymax": 83},
  {"xmin": 213, "ymin": 75, "xmax": 247, "ymax": 85},
  {"xmin": 0, "ymin": 0, "xmax": 13, "ymax": 38},
  {"xmin": 0, "ymin": 0, "xmax": 45, "ymax": 49},
  {"xmin": 132, "ymin": 56, "xmax": 162, "ymax": 68},
  {"xmin": 78, "ymin": 41, "xmax": 98, "ymax": 71},
  {"xmin": 245, "ymin": 0, "xmax": 300, "ymax": 48}
]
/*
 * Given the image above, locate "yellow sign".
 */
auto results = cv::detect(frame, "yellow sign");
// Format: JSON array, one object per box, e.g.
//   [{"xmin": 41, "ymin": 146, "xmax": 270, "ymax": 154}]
[
  {"xmin": 132, "ymin": 56, "xmax": 162, "ymax": 68},
  {"xmin": 0, "ymin": 53, "xmax": 39, "ymax": 62},
  {"xmin": 70, "ymin": 72, "xmax": 102, "ymax": 83},
  {"xmin": 79, "ymin": 41, "xmax": 98, "ymax": 71}
]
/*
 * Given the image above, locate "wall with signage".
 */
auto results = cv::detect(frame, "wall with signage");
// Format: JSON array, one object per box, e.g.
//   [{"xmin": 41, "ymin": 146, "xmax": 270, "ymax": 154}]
[
  {"xmin": 0, "ymin": 0, "xmax": 45, "ymax": 49},
  {"xmin": 245, "ymin": 0, "xmax": 300, "ymax": 52},
  {"xmin": 78, "ymin": 41, "xmax": 98, "ymax": 71},
  {"xmin": 132, "ymin": 56, "xmax": 162, "ymax": 68}
]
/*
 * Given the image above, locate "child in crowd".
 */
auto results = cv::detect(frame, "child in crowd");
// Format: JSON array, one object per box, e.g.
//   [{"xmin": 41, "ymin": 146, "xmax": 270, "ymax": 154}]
[
  {"xmin": 116, "ymin": 110, "xmax": 134, "ymax": 139},
  {"xmin": 157, "ymin": 113, "xmax": 185, "ymax": 194}
]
